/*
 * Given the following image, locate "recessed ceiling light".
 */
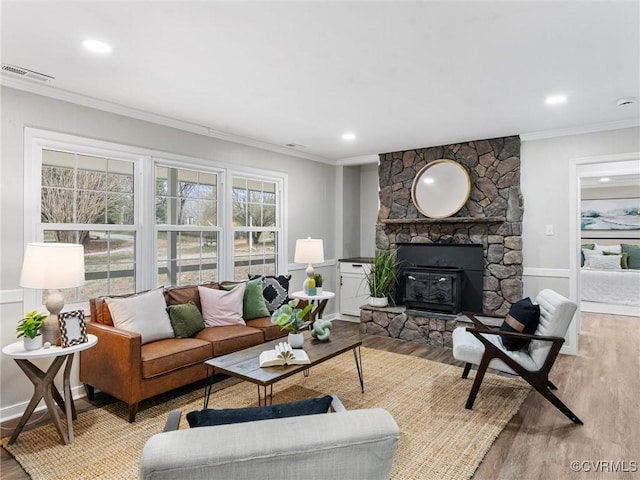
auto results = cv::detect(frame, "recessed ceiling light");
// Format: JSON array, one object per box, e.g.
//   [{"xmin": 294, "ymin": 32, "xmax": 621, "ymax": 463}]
[
  {"xmin": 545, "ymin": 94, "xmax": 567, "ymax": 105},
  {"xmin": 341, "ymin": 132, "xmax": 356, "ymax": 141},
  {"xmin": 598, "ymin": 177, "xmax": 611, "ymax": 183},
  {"xmin": 83, "ymin": 39, "xmax": 112, "ymax": 54}
]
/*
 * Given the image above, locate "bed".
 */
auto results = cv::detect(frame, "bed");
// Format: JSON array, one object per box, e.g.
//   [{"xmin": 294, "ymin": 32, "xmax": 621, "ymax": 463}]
[{"xmin": 581, "ymin": 268, "xmax": 640, "ymax": 307}]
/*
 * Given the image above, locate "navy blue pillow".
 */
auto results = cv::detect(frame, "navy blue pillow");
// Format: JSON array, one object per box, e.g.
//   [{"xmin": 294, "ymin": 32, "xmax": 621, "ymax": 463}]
[
  {"xmin": 186, "ymin": 395, "xmax": 334, "ymax": 428},
  {"xmin": 500, "ymin": 297, "xmax": 540, "ymax": 351}
]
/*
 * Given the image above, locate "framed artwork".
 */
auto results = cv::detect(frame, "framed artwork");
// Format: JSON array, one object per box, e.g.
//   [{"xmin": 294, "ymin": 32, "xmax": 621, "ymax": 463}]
[
  {"xmin": 581, "ymin": 198, "xmax": 640, "ymax": 231},
  {"xmin": 58, "ymin": 310, "xmax": 88, "ymax": 348}
]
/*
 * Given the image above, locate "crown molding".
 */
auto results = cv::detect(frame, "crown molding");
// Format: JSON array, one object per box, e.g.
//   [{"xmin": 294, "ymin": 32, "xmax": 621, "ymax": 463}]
[
  {"xmin": 520, "ymin": 119, "xmax": 640, "ymax": 141},
  {"xmin": 0, "ymin": 74, "xmax": 335, "ymax": 165}
]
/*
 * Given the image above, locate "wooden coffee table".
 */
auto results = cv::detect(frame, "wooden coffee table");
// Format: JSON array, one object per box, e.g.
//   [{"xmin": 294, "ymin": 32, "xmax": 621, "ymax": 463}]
[{"xmin": 204, "ymin": 332, "xmax": 363, "ymax": 407}]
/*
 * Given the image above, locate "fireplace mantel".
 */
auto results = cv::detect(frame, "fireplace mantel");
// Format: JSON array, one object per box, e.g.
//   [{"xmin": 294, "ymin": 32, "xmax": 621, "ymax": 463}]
[{"xmin": 381, "ymin": 216, "xmax": 505, "ymax": 225}]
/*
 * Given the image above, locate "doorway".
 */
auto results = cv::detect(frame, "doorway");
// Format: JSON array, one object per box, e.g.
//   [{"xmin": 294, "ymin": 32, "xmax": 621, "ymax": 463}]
[{"xmin": 569, "ymin": 153, "xmax": 640, "ymax": 343}]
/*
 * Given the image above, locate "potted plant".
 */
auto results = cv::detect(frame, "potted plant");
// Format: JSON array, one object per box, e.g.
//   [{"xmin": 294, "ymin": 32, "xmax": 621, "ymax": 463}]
[
  {"xmin": 313, "ymin": 273, "xmax": 324, "ymax": 295},
  {"xmin": 271, "ymin": 299, "xmax": 313, "ymax": 348},
  {"xmin": 364, "ymin": 249, "xmax": 398, "ymax": 307},
  {"xmin": 17, "ymin": 310, "xmax": 47, "ymax": 351}
]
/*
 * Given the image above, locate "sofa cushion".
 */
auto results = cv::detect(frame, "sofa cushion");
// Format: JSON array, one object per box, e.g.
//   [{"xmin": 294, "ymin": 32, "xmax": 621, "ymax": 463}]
[
  {"xmin": 222, "ymin": 278, "xmax": 271, "ymax": 320},
  {"xmin": 186, "ymin": 395, "xmax": 334, "ymax": 427},
  {"xmin": 194, "ymin": 325, "xmax": 264, "ymax": 356},
  {"xmin": 105, "ymin": 288, "xmax": 174, "ymax": 344},
  {"xmin": 141, "ymin": 337, "xmax": 213, "ymax": 379},
  {"xmin": 249, "ymin": 274, "xmax": 291, "ymax": 313},
  {"xmin": 199, "ymin": 284, "xmax": 246, "ymax": 327},
  {"xmin": 167, "ymin": 301, "xmax": 206, "ymax": 338},
  {"xmin": 246, "ymin": 317, "xmax": 287, "ymax": 341},
  {"xmin": 164, "ymin": 283, "xmax": 220, "ymax": 310}
]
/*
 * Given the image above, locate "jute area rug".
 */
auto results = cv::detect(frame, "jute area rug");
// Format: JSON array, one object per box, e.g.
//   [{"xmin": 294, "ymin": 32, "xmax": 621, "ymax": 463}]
[{"xmin": 2, "ymin": 347, "xmax": 530, "ymax": 480}]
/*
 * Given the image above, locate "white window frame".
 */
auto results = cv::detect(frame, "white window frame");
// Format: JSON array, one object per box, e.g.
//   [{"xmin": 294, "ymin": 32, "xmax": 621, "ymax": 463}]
[
  {"xmin": 153, "ymin": 157, "xmax": 225, "ymax": 285},
  {"xmin": 23, "ymin": 128, "xmax": 289, "ymax": 312},
  {"xmin": 227, "ymin": 169, "xmax": 287, "ymax": 280}
]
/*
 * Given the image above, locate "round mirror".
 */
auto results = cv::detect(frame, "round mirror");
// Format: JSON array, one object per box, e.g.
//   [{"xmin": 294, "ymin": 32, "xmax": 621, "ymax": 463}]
[{"xmin": 411, "ymin": 159, "xmax": 471, "ymax": 219}]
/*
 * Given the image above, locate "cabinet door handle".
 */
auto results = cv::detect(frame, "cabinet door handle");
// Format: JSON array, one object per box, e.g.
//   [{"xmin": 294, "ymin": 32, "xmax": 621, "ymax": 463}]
[{"xmin": 351, "ymin": 264, "xmax": 363, "ymax": 268}]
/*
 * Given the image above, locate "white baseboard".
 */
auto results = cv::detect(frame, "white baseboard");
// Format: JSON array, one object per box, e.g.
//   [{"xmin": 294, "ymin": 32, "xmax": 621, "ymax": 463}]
[
  {"xmin": 581, "ymin": 301, "xmax": 640, "ymax": 318},
  {"xmin": 0, "ymin": 385, "xmax": 87, "ymax": 422}
]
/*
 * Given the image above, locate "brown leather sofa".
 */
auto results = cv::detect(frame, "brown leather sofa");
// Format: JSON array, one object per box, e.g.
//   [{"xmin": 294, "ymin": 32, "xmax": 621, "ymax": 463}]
[{"xmin": 80, "ymin": 282, "xmax": 288, "ymax": 422}]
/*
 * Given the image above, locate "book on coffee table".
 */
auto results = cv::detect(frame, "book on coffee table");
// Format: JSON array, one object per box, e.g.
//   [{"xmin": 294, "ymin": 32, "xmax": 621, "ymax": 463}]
[{"xmin": 259, "ymin": 342, "xmax": 310, "ymax": 367}]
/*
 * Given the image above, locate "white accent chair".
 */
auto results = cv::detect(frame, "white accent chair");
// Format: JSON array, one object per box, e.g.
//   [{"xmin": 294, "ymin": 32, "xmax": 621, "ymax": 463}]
[{"xmin": 452, "ymin": 289, "xmax": 582, "ymax": 424}]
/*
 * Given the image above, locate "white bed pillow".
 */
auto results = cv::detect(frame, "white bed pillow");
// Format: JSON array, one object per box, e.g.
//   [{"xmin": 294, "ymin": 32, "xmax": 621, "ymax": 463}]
[
  {"xmin": 582, "ymin": 248, "xmax": 603, "ymax": 268},
  {"xmin": 594, "ymin": 243, "xmax": 622, "ymax": 254},
  {"xmin": 105, "ymin": 288, "xmax": 174, "ymax": 344},
  {"xmin": 199, "ymin": 283, "xmax": 246, "ymax": 327},
  {"xmin": 588, "ymin": 254, "xmax": 623, "ymax": 270}
]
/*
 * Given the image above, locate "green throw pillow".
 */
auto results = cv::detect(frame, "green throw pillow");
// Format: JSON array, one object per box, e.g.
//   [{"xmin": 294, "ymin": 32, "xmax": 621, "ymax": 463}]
[
  {"xmin": 604, "ymin": 251, "xmax": 629, "ymax": 269},
  {"xmin": 166, "ymin": 301, "xmax": 205, "ymax": 338},
  {"xmin": 223, "ymin": 278, "xmax": 270, "ymax": 320},
  {"xmin": 622, "ymin": 244, "xmax": 640, "ymax": 270},
  {"xmin": 580, "ymin": 243, "xmax": 594, "ymax": 267}
]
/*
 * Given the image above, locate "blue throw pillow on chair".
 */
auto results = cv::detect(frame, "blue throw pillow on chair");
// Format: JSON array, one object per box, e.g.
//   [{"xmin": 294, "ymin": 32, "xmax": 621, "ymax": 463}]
[
  {"xmin": 499, "ymin": 297, "xmax": 540, "ymax": 351},
  {"xmin": 186, "ymin": 395, "xmax": 334, "ymax": 427}
]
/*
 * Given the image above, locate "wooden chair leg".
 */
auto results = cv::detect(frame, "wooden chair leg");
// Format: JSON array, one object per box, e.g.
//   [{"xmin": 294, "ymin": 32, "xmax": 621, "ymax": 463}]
[
  {"xmin": 128, "ymin": 403, "xmax": 139, "ymax": 423},
  {"xmin": 462, "ymin": 363, "xmax": 472, "ymax": 379},
  {"xmin": 465, "ymin": 356, "xmax": 491, "ymax": 410},
  {"xmin": 532, "ymin": 383, "xmax": 583, "ymax": 424}
]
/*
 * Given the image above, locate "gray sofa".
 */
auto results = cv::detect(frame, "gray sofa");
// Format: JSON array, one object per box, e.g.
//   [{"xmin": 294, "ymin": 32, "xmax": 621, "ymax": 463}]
[{"xmin": 139, "ymin": 407, "xmax": 400, "ymax": 480}]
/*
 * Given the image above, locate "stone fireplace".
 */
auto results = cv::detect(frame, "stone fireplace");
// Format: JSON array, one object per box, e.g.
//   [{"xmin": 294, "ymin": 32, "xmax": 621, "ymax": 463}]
[{"xmin": 360, "ymin": 135, "xmax": 523, "ymax": 347}]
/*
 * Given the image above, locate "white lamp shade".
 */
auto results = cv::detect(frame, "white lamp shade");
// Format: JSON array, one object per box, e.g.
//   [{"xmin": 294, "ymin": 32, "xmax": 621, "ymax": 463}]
[
  {"xmin": 294, "ymin": 238, "xmax": 324, "ymax": 264},
  {"xmin": 20, "ymin": 243, "xmax": 86, "ymax": 289}
]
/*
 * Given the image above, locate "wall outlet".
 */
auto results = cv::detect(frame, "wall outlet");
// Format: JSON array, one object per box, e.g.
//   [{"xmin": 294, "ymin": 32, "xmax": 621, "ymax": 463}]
[{"xmin": 545, "ymin": 224, "xmax": 554, "ymax": 235}]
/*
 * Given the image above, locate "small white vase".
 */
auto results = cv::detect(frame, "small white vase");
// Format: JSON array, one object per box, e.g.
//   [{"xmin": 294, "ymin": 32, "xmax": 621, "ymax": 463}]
[
  {"xmin": 24, "ymin": 335, "xmax": 43, "ymax": 351},
  {"xmin": 316, "ymin": 287, "xmax": 323, "ymax": 295},
  {"xmin": 288, "ymin": 332, "xmax": 305, "ymax": 348},
  {"xmin": 368, "ymin": 296, "xmax": 389, "ymax": 307}
]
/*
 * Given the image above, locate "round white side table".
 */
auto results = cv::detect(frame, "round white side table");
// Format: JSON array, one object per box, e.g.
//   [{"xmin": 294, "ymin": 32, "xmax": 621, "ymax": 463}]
[
  {"xmin": 290, "ymin": 290, "xmax": 336, "ymax": 322},
  {"xmin": 2, "ymin": 334, "xmax": 98, "ymax": 445}
]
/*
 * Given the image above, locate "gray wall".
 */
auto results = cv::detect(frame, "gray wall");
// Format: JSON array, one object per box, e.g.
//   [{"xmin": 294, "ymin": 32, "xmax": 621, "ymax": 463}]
[
  {"xmin": 0, "ymin": 86, "xmax": 337, "ymax": 416},
  {"xmin": 359, "ymin": 163, "xmax": 379, "ymax": 257}
]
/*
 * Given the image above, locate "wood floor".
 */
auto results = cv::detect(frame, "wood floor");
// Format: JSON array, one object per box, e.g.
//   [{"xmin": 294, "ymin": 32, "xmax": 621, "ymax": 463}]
[{"xmin": 2, "ymin": 311, "xmax": 638, "ymax": 479}]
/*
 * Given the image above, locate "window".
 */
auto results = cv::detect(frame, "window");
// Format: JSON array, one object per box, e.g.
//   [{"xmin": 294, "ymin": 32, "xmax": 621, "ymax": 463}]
[
  {"xmin": 155, "ymin": 165, "xmax": 221, "ymax": 286},
  {"xmin": 25, "ymin": 129, "xmax": 287, "ymax": 309},
  {"xmin": 40, "ymin": 149, "xmax": 138, "ymax": 302},
  {"xmin": 231, "ymin": 176, "xmax": 280, "ymax": 279}
]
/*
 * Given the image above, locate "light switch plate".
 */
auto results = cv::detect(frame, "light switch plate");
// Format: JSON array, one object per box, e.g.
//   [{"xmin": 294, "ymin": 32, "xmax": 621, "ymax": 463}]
[{"xmin": 545, "ymin": 224, "xmax": 554, "ymax": 235}]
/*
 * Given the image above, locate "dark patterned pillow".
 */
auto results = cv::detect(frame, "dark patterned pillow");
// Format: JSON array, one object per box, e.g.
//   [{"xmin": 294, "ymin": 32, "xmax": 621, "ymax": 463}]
[{"xmin": 249, "ymin": 274, "xmax": 291, "ymax": 313}]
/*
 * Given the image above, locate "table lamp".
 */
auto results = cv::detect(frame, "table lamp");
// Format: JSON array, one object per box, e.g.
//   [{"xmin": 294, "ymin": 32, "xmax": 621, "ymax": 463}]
[
  {"xmin": 19, "ymin": 243, "xmax": 86, "ymax": 345},
  {"xmin": 294, "ymin": 237, "xmax": 324, "ymax": 295}
]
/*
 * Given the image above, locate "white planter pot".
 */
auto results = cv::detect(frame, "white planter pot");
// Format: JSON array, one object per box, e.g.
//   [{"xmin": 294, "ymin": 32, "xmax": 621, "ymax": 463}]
[
  {"xmin": 316, "ymin": 287, "xmax": 323, "ymax": 295},
  {"xmin": 23, "ymin": 335, "xmax": 43, "ymax": 351},
  {"xmin": 368, "ymin": 296, "xmax": 389, "ymax": 307},
  {"xmin": 288, "ymin": 332, "xmax": 305, "ymax": 349}
]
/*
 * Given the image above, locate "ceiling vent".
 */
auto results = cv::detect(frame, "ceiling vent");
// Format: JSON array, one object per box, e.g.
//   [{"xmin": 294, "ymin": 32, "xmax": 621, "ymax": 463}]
[{"xmin": 1, "ymin": 64, "xmax": 54, "ymax": 82}]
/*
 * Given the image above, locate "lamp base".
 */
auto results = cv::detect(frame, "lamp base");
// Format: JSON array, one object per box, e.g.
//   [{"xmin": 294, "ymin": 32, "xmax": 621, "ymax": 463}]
[{"xmin": 42, "ymin": 290, "xmax": 64, "ymax": 346}]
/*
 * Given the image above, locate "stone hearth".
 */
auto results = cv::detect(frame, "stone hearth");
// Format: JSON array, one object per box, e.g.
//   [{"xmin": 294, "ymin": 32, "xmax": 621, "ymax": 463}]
[{"xmin": 359, "ymin": 305, "xmax": 502, "ymax": 348}]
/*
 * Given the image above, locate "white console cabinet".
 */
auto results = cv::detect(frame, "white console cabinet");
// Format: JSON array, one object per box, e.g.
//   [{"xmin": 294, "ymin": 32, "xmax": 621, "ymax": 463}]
[{"xmin": 339, "ymin": 260, "xmax": 371, "ymax": 317}]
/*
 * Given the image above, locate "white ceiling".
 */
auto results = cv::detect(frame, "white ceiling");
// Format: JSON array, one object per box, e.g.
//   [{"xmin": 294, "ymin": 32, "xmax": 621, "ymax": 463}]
[{"xmin": 1, "ymin": 1, "xmax": 639, "ymax": 163}]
